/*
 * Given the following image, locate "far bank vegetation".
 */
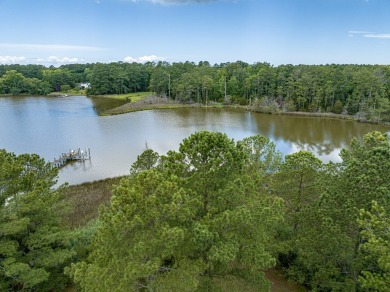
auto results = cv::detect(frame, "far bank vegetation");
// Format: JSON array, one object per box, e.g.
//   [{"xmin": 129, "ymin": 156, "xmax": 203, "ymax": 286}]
[{"xmin": 1, "ymin": 62, "xmax": 390, "ymax": 123}]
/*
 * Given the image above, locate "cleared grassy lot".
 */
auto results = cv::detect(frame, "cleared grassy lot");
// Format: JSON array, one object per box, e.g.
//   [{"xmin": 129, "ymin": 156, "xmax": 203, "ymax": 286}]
[{"xmin": 101, "ymin": 91, "xmax": 153, "ymax": 101}]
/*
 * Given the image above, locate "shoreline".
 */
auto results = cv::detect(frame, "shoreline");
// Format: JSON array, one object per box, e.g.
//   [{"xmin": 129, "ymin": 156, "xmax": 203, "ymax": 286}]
[
  {"xmin": 98, "ymin": 95, "xmax": 242, "ymax": 115},
  {"xmin": 2, "ymin": 93, "xmax": 389, "ymax": 127},
  {"xmin": 267, "ymin": 110, "xmax": 390, "ymax": 126},
  {"xmin": 99, "ymin": 95, "xmax": 390, "ymax": 127}
]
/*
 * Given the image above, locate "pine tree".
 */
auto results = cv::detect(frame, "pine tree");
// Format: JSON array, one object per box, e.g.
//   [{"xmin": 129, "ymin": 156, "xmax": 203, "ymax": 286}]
[{"xmin": 0, "ymin": 150, "xmax": 74, "ymax": 291}]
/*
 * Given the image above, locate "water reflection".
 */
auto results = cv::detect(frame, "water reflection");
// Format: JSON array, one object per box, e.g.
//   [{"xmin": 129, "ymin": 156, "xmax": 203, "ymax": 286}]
[
  {"xmin": 159, "ymin": 108, "xmax": 388, "ymax": 159},
  {"xmin": 251, "ymin": 114, "xmax": 383, "ymax": 156},
  {"xmin": 0, "ymin": 96, "xmax": 388, "ymax": 185}
]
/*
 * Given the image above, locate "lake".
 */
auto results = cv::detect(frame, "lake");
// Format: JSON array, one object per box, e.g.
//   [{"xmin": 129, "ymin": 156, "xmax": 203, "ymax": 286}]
[{"xmin": 0, "ymin": 95, "xmax": 388, "ymax": 185}]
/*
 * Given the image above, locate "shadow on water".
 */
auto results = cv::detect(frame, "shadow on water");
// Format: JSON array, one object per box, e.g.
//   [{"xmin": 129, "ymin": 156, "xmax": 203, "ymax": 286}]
[{"xmin": 88, "ymin": 96, "xmax": 128, "ymax": 115}]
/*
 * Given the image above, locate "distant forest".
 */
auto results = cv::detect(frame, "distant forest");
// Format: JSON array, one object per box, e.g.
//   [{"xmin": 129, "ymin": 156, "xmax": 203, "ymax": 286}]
[{"xmin": 1, "ymin": 61, "xmax": 390, "ymax": 122}]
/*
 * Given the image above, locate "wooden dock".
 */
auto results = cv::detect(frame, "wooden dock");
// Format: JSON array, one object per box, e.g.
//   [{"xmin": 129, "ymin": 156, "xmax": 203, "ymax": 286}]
[{"xmin": 51, "ymin": 148, "xmax": 91, "ymax": 168}]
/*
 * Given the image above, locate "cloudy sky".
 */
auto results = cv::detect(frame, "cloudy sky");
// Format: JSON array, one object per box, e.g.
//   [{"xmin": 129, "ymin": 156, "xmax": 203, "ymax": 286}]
[{"xmin": 1, "ymin": 0, "xmax": 389, "ymax": 66}]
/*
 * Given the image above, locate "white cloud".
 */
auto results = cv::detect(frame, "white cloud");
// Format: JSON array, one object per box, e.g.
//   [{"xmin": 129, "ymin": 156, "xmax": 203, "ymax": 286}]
[
  {"xmin": 48, "ymin": 56, "xmax": 82, "ymax": 63},
  {"xmin": 37, "ymin": 56, "xmax": 84, "ymax": 65},
  {"xmin": 0, "ymin": 56, "xmax": 26, "ymax": 64},
  {"xmin": 0, "ymin": 43, "xmax": 105, "ymax": 52},
  {"xmin": 124, "ymin": 55, "xmax": 166, "ymax": 63},
  {"xmin": 364, "ymin": 33, "xmax": 390, "ymax": 39},
  {"xmin": 348, "ymin": 30, "xmax": 375, "ymax": 34},
  {"xmin": 348, "ymin": 31, "xmax": 390, "ymax": 39}
]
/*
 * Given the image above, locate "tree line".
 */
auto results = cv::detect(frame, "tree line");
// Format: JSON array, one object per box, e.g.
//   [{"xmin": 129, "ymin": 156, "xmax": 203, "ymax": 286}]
[
  {"xmin": 1, "ymin": 61, "xmax": 390, "ymax": 122},
  {"xmin": 1, "ymin": 130, "xmax": 389, "ymax": 291}
]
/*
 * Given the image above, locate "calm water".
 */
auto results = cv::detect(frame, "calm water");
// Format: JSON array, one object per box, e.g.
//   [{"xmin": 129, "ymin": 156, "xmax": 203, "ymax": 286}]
[{"xmin": 1, "ymin": 95, "xmax": 389, "ymax": 185}]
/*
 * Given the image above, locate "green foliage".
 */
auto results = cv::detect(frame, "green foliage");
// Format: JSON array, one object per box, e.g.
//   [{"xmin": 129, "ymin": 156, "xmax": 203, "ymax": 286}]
[
  {"xmin": 87, "ymin": 62, "xmax": 150, "ymax": 95},
  {"xmin": 283, "ymin": 99, "xmax": 296, "ymax": 111},
  {"xmin": 60, "ymin": 84, "xmax": 72, "ymax": 92},
  {"xmin": 0, "ymin": 150, "xmax": 74, "ymax": 291},
  {"xmin": 42, "ymin": 68, "xmax": 74, "ymax": 92},
  {"xmin": 253, "ymin": 97, "xmax": 279, "ymax": 113},
  {"xmin": 239, "ymin": 135, "xmax": 282, "ymax": 174},
  {"xmin": 331, "ymin": 99, "xmax": 344, "ymax": 114},
  {"xmin": 339, "ymin": 131, "xmax": 390, "ymax": 211},
  {"xmin": 0, "ymin": 129, "xmax": 387, "ymax": 291},
  {"xmin": 270, "ymin": 151, "xmax": 329, "ymax": 288},
  {"xmin": 271, "ymin": 151, "xmax": 323, "ymax": 234},
  {"xmin": 358, "ymin": 201, "xmax": 390, "ymax": 291},
  {"xmin": 277, "ymin": 131, "xmax": 390, "ymax": 290},
  {"xmin": 238, "ymin": 135, "xmax": 282, "ymax": 193},
  {"xmin": 130, "ymin": 148, "xmax": 160, "ymax": 175},
  {"xmin": 68, "ymin": 132, "xmax": 284, "ymax": 291},
  {"xmin": 2, "ymin": 62, "xmax": 390, "ymax": 122},
  {"xmin": 63, "ymin": 130, "xmax": 389, "ymax": 291},
  {"xmin": 147, "ymin": 61, "xmax": 390, "ymax": 118},
  {"xmin": 0, "ymin": 70, "xmax": 51, "ymax": 95}
]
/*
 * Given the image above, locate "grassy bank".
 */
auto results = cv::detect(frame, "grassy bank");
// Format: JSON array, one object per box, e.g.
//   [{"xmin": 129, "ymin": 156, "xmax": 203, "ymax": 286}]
[
  {"xmin": 99, "ymin": 93, "xmax": 389, "ymax": 127},
  {"xmin": 273, "ymin": 111, "xmax": 354, "ymax": 120},
  {"xmin": 249, "ymin": 108, "xmax": 390, "ymax": 127},
  {"xmin": 48, "ymin": 89, "xmax": 388, "ymax": 127},
  {"xmin": 100, "ymin": 95, "xmax": 195, "ymax": 115},
  {"xmin": 100, "ymin": 93, "xmax": 248, "ymax": 116},
  {"xmin": 92, "ymin": 91, "xmax": 153, "ymax": 101},
  {"xmin": 102, "ymin": 102, "xmax": 196, "ymax": 115},
  {"xmin": 62, "ymin": 176, "xmax": 125, "ymax": 228}
]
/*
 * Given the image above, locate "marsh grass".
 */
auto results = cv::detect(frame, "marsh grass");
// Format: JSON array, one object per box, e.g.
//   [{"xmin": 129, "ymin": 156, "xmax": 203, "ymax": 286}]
[
  {"xmin": 62, "ymin": 176, "xmax": 125, "ymax": 228},
  {"xmin": 99, "ymin": 91, "xmax": 153, "ymax": 101}
]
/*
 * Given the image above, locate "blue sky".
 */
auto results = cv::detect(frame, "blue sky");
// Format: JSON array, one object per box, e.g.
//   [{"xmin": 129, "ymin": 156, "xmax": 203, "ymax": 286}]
[{"xmin": 1, "ymin": 0, "xmax": 390, "ymax": 66}]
